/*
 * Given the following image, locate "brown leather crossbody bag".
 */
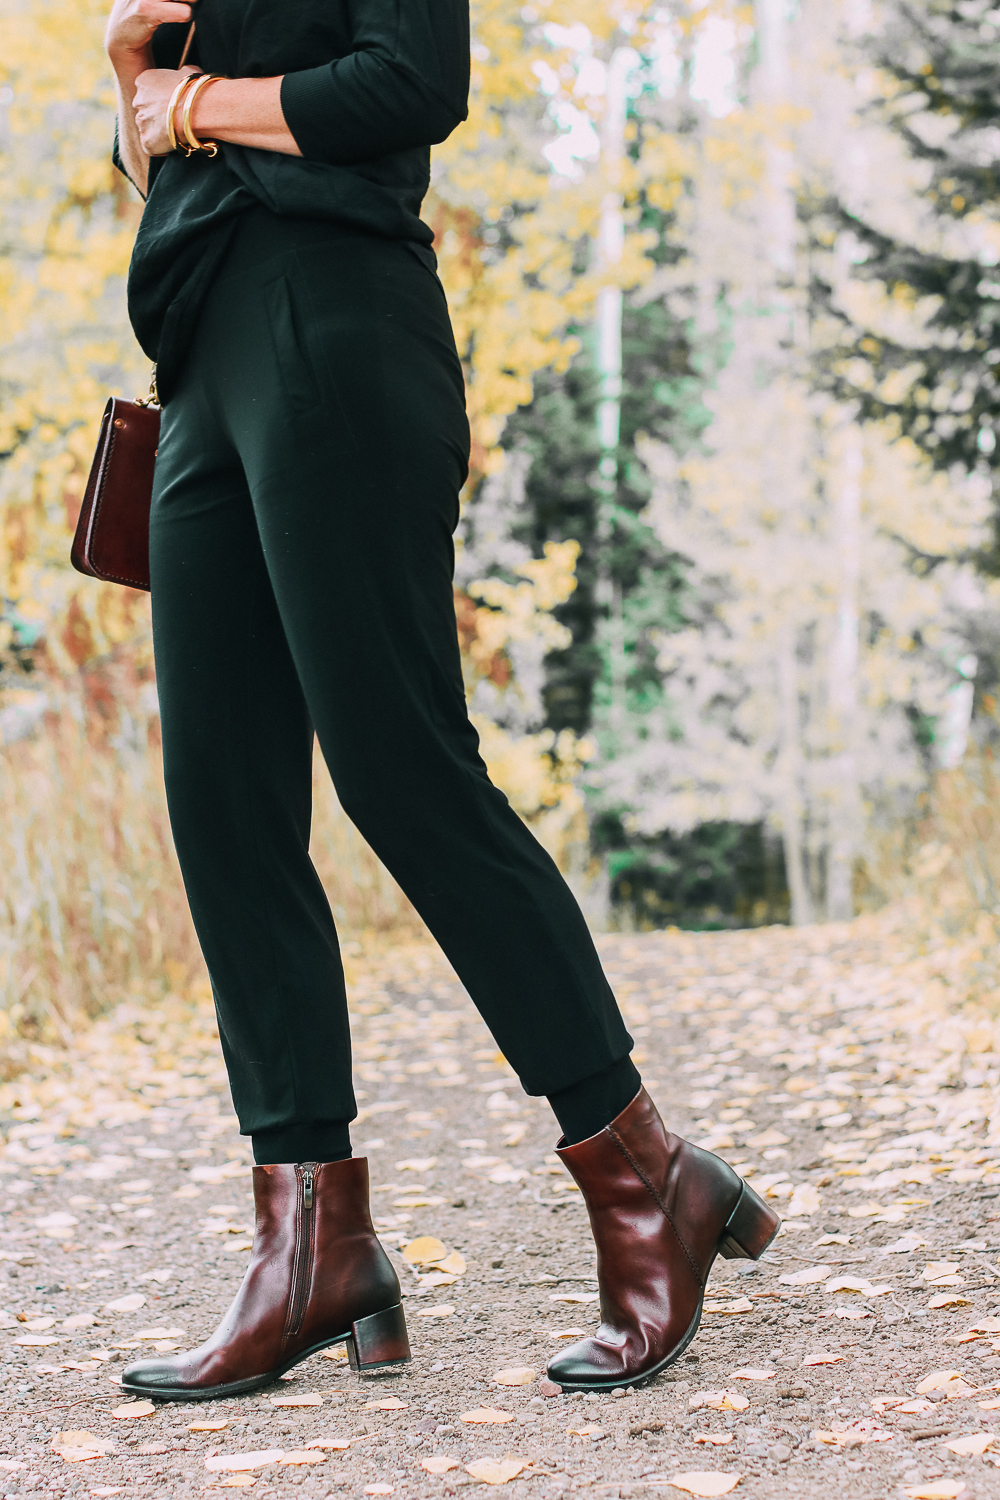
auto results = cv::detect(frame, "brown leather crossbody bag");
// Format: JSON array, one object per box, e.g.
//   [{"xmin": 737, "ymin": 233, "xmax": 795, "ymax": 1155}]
[
  {"xmin": 71, "ymin": 18, "xmax": 201, "ymax": 594},
  {"xmin": 70, "ymin": 374, "xmax": 160, "ymax": 593}
]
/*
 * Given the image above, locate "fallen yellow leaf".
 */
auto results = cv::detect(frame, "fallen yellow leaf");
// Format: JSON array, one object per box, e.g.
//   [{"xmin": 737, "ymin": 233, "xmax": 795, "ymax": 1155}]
[
  {"xmin": 928, "ymin": 1293, "xmax": 972, "ymax": 1309},
  {"xmin": 461, "ymin": 1409, "xmax": 515, "ymax": 1425},
  {"xmin": 465, "ymin": 1459, "xmax": 525, "ymax": 1485},
  {"xmin": 52, "ymin": 1431, "xmax": 106, "ymax": 1452},
  {"xmin": 436, "ymin": 1251, "xmax": 467, "ymax": 1276},
  {"xmin": 666, "ymin": 1473, "xmax": 741, "ymax": 1497},
  {"xmin": 692, "ymin": 1392, "xmax": 750, "ymax": 1412},
  {"xmin": 363, "ymin": 1397, "xmax": 408, "ymax": 1411},
  {"xmin": 415, "ymin": 1304, "xmax": 456, "ymax": 1319},
  {"xmin": 801, "ymin": 1353, "xmax": 843, "ymax": 1366},
  {"xmin": 419, "ymin": 1271, "xmax": 459, "ymax": 1288},
  {"xmin": 190, "ymin": 1421, "xmax": 229, "ymax": 1433},
  {"xmin": 421, "ymin": 1457, "xmax": 461, "ymax": 1474},
  {"xmin": 824, "ymin": 1276, "xmax": 892, "ymax": 1296},
  {"xmin": 778, "ymin": 1265, "xmax": 831, "ymax": 1286},
  {"xmin": 786, "ymin": 1185, "xmax": 821, "ymax": 1216},
  {"xmin": 730, "ymin": 1369, "xmax": 775, "ymax": 1381},
  {"xmin": 494, "ymin": 1367, "xmax": 535, "ymax": 1387},
  {"xmin": 305, "ymin": 1439, "xmax": 353, "ymax": 1451},
  {"xmin": 915, "ymin": 1371, "xmax": 962, "ymax": 1394},
  {"xmin": 111, "ymin": 1401, "xmax": 155, "ymax": 1420},
  {"xmin": 104, "ymin": 1293, "xmax": 146, "ymax": 1313},
  {"xmin": 693, "ymin": 1435, "xmax": 734, "ymax": 1446},
  {"xmin": 363, "ymin": 1486, "xmax": 394, "ymax": 1496},
  {"xmin": 979, "ymin": 1398, "xmax": 1000, "ymax": 1411},
  {"xmin": 942, "ymin": 1433, "xmax": 995, "ymax": 1455},
  {"xmin": 702, "ymin": 1298, "xmax": 753, "ymax": 1315},
  {"xmin": 402, "ymin": 1236, "xmax": 447, "ymax": 1266},
  {"xmin": 901, "ymin": 1484, "xmax": 966, "ymax": 1500},
  {"xmin": 205, "ymin": 1451, "xmax": 285, "ymax": 1473},
  {"xmin": 567, "ymin": 1426, "xmax": 604, "ymax": 1438},
  {"xmin": 270, "ymin": 1394, "xmax": 322, "ymax": 1408},
  {"xmin": 921, "ymin": 1263, "xmax": 961, "ymax": 1282}
]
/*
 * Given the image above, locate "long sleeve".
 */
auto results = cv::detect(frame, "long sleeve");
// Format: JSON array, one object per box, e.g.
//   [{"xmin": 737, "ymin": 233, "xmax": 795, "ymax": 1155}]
[{"xmin": 279, "ymin": 0, "xmax": 469, "ymax": 165}]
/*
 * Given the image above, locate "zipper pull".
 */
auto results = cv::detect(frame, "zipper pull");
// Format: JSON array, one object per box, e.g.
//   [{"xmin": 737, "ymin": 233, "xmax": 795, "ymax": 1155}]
[{"xmin": 302, "ymin": 1165, "xmax": 315, "ymax": 1211}]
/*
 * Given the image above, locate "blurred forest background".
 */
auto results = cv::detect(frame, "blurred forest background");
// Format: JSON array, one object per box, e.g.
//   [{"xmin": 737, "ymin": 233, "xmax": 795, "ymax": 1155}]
[{"xmin": 4, "ymin": 0, "xmax": 1000, "ymax": 1045}]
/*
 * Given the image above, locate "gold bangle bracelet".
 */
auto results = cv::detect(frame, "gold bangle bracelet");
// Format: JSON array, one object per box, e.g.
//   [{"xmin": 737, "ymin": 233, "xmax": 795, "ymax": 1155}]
[
  {"xmin": 181, "ymin": 73, "xmax": 223, "ymax": 157},
  {"xmin": 165, "ymin": 73, "xmax": 199, "ymax": 153}
]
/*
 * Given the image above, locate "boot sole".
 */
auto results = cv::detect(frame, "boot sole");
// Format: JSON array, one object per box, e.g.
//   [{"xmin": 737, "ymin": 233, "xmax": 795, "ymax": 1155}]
[
  {"xmin": 551, "ymin": 1181, "xmax": 781, "ymax": 1393},
  {"xmin": 119, "ymin": 1304, "xmax": 410, "ymax": 1403}
]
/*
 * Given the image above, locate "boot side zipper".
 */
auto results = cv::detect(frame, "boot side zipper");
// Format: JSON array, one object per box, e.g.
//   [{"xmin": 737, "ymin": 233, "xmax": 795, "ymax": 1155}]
[{"xmin": 284, "ymin": 1163, "xmax": 317, "ymax": 1339}]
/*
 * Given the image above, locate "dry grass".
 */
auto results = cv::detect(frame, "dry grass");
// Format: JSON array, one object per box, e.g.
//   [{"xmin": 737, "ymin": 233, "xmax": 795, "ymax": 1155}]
[
  {"xmin": 7, "ymin": 652, "xmax": 1000, "ymax": 1077},
  {"xmin": 859, "ymin": 746, "xmax": 1000, "ymax": 1019},
  {"xmin": 0, "ymin": 664, "xmax": 421, "ymax": 1056}
]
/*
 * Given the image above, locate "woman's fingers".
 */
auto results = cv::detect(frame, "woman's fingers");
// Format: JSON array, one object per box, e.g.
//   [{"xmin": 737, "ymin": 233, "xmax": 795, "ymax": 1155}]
[
  {"xmin": 133, "ymin": 66, "xmax": 188, "ymax": 156},
  {"xmin": 106, "ymin": 0, "xmax": 193, "ymax": 60},
  {"xmin": 135, "ymin": 0, "xmax": 193, "ymax": 19}
]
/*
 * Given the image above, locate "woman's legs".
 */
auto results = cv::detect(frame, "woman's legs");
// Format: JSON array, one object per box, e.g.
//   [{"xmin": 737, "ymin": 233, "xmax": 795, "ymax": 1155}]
[
  {"xmin": 143, "ymin": 210, "xmax": 777, "ymax": 1399},
  {"xmin": 150, "ymin": 333, "xmax": 357, "ymax": 1161},
  {"xmin": 152, "ymin": 210, "xmax": 634, "ymax": 1153}
]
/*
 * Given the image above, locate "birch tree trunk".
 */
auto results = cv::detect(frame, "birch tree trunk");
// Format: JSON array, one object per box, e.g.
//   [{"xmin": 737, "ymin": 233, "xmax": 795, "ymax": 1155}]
[
  {"xmin": 827, "ymin": 420, "xmax": 862, "ymax": 920},
  {"xmin": 779, "ymin": 638, "xmax": 815, "ymax": 925},
  {"xmin": 594, "ymin": 46, "xmax": 636, "ymax": 746}
]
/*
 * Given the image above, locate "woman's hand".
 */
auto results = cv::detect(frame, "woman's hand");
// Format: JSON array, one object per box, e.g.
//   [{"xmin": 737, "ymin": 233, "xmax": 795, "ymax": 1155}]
[
  {"xmin": 105, "ymin": 0, "xmax": 192, "ymax": 63},
  {"xmin": 133, "ymin": 65, "xmax": 199, "ymax": 156}
]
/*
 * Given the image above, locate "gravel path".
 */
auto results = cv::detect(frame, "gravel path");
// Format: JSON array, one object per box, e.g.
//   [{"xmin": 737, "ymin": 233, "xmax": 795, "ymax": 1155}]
[{"xmin": 0, "ymin": 920, "xmax": 998, "ymax": 1500}]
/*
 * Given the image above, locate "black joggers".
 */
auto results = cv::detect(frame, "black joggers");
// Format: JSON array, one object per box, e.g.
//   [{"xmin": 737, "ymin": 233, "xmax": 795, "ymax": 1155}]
[{"xmin": 149, "ymin": 207, "xmax": 634, "ymax": 1162}]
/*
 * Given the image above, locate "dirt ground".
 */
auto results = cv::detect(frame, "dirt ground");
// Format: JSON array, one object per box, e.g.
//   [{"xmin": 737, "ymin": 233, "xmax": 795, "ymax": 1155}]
[{"xmin": 0, "ymin": 920, "xmax": 999, "ymax": 1500}]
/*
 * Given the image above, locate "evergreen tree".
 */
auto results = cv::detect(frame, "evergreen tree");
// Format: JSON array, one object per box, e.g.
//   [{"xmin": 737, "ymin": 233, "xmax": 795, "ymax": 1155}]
[{"xmin": 814, "ymin": 0, "xmax": 1000, "ymax": 491}]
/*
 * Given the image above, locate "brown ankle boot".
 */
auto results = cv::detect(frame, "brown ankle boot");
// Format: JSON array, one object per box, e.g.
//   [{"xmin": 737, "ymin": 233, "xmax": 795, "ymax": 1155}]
[
  {"xmin": 121, "ymin": 1159, "xmax": 409, "ymax": 1400},
  {"xmin": 546, "ymin": 1088, "xmax": 780, "ymax": 1391}
]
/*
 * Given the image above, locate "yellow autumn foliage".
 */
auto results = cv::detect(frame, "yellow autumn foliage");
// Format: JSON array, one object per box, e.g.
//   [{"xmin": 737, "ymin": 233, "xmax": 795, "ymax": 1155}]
[
  {"xmin": 0, "ymin": 0, "xmax": 680, "ymax": 834},
  {"xmin": 0, "ymin": 0, "xmax": 688, "ymax": 1034}
]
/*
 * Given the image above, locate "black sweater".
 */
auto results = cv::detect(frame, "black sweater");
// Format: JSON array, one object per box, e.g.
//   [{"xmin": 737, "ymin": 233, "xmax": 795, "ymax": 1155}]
[{"xmin": 119, "ymin": 0, "xmax": 470, "ymax": 400}]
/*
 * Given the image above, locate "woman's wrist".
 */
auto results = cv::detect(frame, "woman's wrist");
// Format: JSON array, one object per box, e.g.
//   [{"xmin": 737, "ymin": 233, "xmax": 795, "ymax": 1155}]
[
  {"xmin": 109, "ymin": 43, "xmax": 154, "ymax": 87},
  {"xmin": 185, "ymin": 76, "xmax": 237, "ymax": 140}
]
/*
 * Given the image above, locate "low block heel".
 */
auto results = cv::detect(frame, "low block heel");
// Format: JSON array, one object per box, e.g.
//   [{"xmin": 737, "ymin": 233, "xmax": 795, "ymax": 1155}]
[
  {"xmin": 348, "ymin": 1303, "xmax": 411, "ymax": 1372},
  {"xmin": 718, "ymin": 1181, "xmax": 781, "ymax": 1260}
]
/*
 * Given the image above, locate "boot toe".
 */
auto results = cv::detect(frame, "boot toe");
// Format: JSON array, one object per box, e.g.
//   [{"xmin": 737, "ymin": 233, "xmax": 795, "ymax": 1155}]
[
  {"xmin": 546, "ymin": 1338, "xmax": 625, "ymax": 1389},
  {"xmin": 121, "ymin": 1355, "xmax": 189, "ymax": 1396}
]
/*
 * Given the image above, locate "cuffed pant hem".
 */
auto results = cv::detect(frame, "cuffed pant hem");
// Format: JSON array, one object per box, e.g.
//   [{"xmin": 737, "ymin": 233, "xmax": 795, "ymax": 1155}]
[{"xmin": 251, "ymin": 1120, "xmax": 353, "ymax": 1165}]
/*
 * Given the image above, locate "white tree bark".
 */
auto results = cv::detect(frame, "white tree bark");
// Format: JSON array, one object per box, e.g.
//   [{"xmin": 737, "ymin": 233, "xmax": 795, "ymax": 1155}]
[
  {"xmin": 595, "ymin": 46, "xmax": 636, "ymax": 743},
  {"xmin": 778, "ymin": 638, "xmax": 815, "ymax": 925},
  {"xmin": 827, "ymin": 421, "xmax": 863, "ymax": 920}
]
